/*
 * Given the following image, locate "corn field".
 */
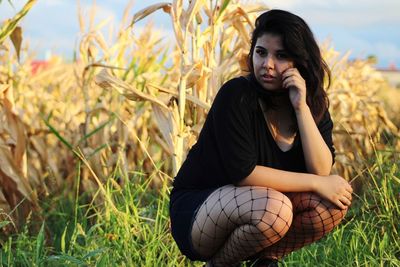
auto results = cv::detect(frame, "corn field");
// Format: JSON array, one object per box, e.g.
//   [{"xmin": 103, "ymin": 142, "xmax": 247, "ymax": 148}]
[{"xmin": 0, "ymin": 0, "xmax": 399, "ymax": 234}]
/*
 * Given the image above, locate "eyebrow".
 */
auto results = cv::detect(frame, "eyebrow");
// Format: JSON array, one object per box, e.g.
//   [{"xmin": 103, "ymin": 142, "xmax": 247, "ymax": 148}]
[{"xmin": 255, "ymin": 46, "xmax": 287, "ymax": 53}]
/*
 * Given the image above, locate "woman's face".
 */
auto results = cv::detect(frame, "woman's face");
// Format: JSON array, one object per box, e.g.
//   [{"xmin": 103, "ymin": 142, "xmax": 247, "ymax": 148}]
[{"xmin": 252, "ymin": 33, "xmax": 294, "ymax": 91}]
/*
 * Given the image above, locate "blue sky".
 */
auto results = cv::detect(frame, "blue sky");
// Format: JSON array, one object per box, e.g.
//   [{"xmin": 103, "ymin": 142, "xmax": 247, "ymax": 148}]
[{"xmin": 1, "ymin": 0, "xmax": 399, "ymax": 69}]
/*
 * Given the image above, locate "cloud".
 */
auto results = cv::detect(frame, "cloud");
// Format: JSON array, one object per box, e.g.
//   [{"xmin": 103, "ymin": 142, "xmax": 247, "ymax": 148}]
[
  {"xmin": 18, "ymin": 1, "xmax": 174, "ymax": 59},
  {"xmin": 265, "ymin": 0, "xmax": 400, "ymax": 27},
  {"xmin": 1, "ymin": 0, "xmax": 399, "ymax": 68},
  {"xmin": 260, "ymin": 0, "xmax": 400, "ymax": 67},
  {"xmin": 319, "ymin": 30, "xmax": 400, "ymax": 67},
  {"xmin": 374, "ymin": 42, "xmax": 400, "ymax": 66}
]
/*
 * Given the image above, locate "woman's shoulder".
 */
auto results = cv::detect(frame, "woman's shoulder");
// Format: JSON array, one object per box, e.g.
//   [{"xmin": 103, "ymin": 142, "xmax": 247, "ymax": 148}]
[
  {"xmin": 219, "ymin": 76, "xmax": 250, "ymax": 92},
  {"xmin": 216, "ymin": 76, "xmax": 255, "ymax": 103}
]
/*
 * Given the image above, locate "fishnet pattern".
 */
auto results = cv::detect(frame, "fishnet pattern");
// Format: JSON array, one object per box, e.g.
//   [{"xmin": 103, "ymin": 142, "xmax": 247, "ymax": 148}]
[
  {"xmin": 258, "ymin": 192, "xmax": 347, "ymax": 259},
  {"xmin": 191, "ymin": 185, "xmax": 293, "ymax": 266},
  {"xmin": 191, "ymin": 187, "xmax": 348, "ymax": 266}
]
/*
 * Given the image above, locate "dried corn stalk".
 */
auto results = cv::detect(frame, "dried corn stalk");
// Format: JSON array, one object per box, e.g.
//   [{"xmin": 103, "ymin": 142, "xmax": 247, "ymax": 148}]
[
  {"xmin": 0, "ymin": 0, "xmax": 38, "ymax": 231},
  {"xmin": 0, "ymin": 83, "xmax": 37, "ymax": 229},
  {"xmin": 323, "ymin": 45, "xmax": 399, "ymax": 180}
]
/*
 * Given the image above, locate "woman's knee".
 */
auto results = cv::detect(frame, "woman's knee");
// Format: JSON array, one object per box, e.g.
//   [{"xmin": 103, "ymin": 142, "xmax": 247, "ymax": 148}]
[
  {"xmin": 249, "ymin": 188, "xmax": 293, "ymax": 241},
  {"xmin": 293, "ymin": 193, "xmax": 348, "ymax": 233}
]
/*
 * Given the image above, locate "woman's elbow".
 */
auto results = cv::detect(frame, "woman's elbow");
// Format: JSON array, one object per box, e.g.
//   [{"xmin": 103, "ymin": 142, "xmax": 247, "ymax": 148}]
[
  {"xmin": 308, "ymin": 164, "xmax": 331, "ymax": 176},
  {"xmin": 307, "ymin": 155, "xmax": 333, "ymax": 176}
]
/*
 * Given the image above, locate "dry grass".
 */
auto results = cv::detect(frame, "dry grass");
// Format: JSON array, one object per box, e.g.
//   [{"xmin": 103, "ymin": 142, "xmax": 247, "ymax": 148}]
[{"xmin": 323, "ymin": 45, "xmax": 399, "ymax": 183}]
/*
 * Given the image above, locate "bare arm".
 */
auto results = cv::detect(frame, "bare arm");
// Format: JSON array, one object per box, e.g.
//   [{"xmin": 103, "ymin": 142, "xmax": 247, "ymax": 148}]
[
  {"xmin": 238, "ymin": 165, "xmax": 353, "ymax": 209},
  {"xmin": 282, "ymin": 68, "xmax": 333, "ymax": 175},
  {"xmin": 295, "ymin": 105, "xmax": 332, "ymax": 175},
  {"xmin": 237, "ymin": 165, "xmax": 317, "ymax": 192}
]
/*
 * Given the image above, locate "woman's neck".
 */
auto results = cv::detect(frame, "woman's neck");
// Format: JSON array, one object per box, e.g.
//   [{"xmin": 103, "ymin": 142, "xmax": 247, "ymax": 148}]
[{"xmin": 269, "ymin": 92, "xmax": 291, "ymax": 110}]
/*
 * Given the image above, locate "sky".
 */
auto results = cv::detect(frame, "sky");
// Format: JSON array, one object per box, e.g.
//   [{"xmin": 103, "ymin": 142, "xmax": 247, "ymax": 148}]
[{"xmin": 1, "ymin": 0, "xmax": 399, "ymax": 69}]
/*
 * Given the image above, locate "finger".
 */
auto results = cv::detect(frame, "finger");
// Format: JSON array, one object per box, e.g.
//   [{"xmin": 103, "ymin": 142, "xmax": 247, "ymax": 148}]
[
  {"xmin": 281, "ymin": 69, "xmax": 300, "ymax": 82},
  {"xmin": 282, "ymin": 78, "xmax": 300, "ymax": 89},
  {"xmin": 282, "ymin": 67, "xmax": 295, "ymax": 76},
  {"xmin": 344, "ymin": 191, "xmax": 352, "ymax": 201},
  {"xmin": 336, "ymin": 200, "xmax": 347, "ymax": 210},
  {"xmin": 283, "ymin": 67, "xmax": 300, "ymax": 74},
  {"xmin": 346, "ymin": 184, "xmax": 353, "ymax": 194},
  {"xmin": 339, "ymin": 195, "xmax": 351, "ymax": 206},
  {"xmin": 282, "ymin": 77, "xmax": 289, "ymax": 86},
  {"xmin": 284, "ymin": 80, "xmax": 304, "ymax": 91},
  {"xmin": 283, "ymin": 79, "xmax": 299, "ymax": 88},
  {"xmin": 281, "ymin": 73, "xmax": 293, "ymax": 84},
  {"xmin": 283, "ymin": 74, "xmax": 304, "ymax": 85},
  {"xmin": 283, "ymin": 82, "xmax": 295, "ymax": 90},
  {"xmin": 282, "ymin": 68, "xmax": 301, "ymax": 80}
]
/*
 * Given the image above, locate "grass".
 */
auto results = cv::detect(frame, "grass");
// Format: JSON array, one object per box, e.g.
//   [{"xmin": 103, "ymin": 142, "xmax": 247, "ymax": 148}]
[
  {"xmin": 0, "ymin": 148, "xmax": 399, "ymax": 267},
  {"xmin": 283, "ymin": 148, "xmax": 400, "ymax": 267}
]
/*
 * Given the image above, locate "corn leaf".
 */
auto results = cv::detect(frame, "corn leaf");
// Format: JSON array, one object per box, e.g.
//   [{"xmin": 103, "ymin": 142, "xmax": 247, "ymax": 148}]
[
  {"xmin": 10, "ymin": 26, "xmax": 22, "ymax": 61},
  {"xmin": 0, "ymin": 0, "xmax": 37, "ymax": 44}
]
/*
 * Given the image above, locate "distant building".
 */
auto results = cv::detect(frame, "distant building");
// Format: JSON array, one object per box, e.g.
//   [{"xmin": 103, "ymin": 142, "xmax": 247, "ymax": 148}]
[
  {"xmin": 30, "ymin": 60, "xmax": 50, "ymax": 75},
  {"xmin": 377, "ymin": 66, "xmax": 400, "ymax": 88}
]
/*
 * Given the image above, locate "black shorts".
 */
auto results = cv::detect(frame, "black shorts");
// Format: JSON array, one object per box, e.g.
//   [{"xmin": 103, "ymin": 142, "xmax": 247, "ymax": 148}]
[{"xmin": 169, "ymin": 187, "xmax": 218, "ymax": 261}]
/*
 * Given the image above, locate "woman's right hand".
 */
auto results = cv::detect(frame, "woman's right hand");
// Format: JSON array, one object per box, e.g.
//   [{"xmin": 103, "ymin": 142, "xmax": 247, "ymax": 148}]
[{"xmin": 313, "ymin": 175, "xmax": 353, "ymax": 209}]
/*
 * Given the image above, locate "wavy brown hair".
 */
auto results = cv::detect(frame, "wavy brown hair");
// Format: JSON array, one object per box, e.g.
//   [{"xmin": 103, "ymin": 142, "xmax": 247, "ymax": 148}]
[{"xmin": 248, "ymin": 9, "xmax": 331, "ymax": 123}]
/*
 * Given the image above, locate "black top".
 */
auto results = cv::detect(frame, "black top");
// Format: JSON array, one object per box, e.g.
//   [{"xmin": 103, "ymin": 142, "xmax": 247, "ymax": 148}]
[{"xmin": 172, "ymin": 75, "xmax": 335, "ymax": 190}]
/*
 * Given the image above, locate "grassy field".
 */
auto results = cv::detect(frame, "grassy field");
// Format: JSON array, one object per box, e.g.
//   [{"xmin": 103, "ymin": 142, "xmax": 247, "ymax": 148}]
[{"xmin": 0, "ymin": 147, "xmax": 399, "ymax": 267}]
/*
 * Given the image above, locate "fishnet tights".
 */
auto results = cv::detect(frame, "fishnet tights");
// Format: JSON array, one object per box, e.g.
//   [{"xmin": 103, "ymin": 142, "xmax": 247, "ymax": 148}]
[
  {"xmin": 258, "ymin": 191, "xmax": 347, "ymax": 260},
  {"xmin": 191, "ymin": 185, "xmax": 347, "ymax": 266}
]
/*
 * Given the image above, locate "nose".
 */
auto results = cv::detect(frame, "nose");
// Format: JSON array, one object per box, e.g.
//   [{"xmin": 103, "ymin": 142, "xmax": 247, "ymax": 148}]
[{"xmin": 262, "ymin": 55, "xmax": 274, "ymax": 69}]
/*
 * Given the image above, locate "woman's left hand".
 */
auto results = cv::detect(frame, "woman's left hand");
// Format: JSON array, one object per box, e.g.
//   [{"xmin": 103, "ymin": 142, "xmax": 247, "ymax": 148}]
[{"xmin": 282, "ymin": 68, "xmax": 307, "ymax": 111}]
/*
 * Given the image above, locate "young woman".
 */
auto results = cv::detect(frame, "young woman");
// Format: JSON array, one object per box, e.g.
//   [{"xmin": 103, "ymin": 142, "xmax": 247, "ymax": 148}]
[{"xmin": 169, "ymin": 9, "xmax": 352, "ymax": 267}]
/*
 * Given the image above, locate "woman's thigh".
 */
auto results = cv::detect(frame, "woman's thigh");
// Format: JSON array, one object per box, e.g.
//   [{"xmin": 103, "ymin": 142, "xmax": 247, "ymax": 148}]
[
  {"xmin": 169, "ymin": 187, "xmax": 219, "ymax": 260},
  {"xmin": 191, "ymin": 185, "xmax": 293, "ymax": 258}
]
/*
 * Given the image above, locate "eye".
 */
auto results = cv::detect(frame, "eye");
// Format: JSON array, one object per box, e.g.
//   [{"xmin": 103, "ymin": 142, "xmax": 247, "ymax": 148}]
[
  {"xmin": 276, "ymin": 52, "xmax": 289, "ymax": 59},
  {"xmin": 255, "ymin": 49, "xmax": 267, "ymax": 56}
]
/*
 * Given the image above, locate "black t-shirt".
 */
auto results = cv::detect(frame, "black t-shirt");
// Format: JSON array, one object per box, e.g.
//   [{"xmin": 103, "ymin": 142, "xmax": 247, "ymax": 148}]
[{"xmin": 172, "ymin": 75, "xmax": 335, "ymax": 190}]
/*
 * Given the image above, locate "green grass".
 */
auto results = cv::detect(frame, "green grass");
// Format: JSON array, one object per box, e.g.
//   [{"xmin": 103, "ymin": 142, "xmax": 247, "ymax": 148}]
[
  {"xmin": 0, "ymin": 149, "xmax": 399, "ymax": 267},
  {"xmin": 283, "ymin": 149, "xmax": 400, "ymax": 267}
]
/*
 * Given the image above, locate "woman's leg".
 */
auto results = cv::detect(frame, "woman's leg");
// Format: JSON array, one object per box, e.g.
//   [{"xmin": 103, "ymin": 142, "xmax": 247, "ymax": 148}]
[
  {"xmin": 257, "ymin": 192, "xmax": 348, "ymax": 259},
  {"xmin": 190, "ymin": 185, "xmax": 293, "ymax": 266}
]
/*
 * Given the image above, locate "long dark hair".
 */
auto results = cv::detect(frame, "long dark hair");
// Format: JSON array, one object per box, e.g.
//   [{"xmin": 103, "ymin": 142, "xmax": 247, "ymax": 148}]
[{"xmin": 248, "ymin": 9, "xmax": 331, "ymax": 123}]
